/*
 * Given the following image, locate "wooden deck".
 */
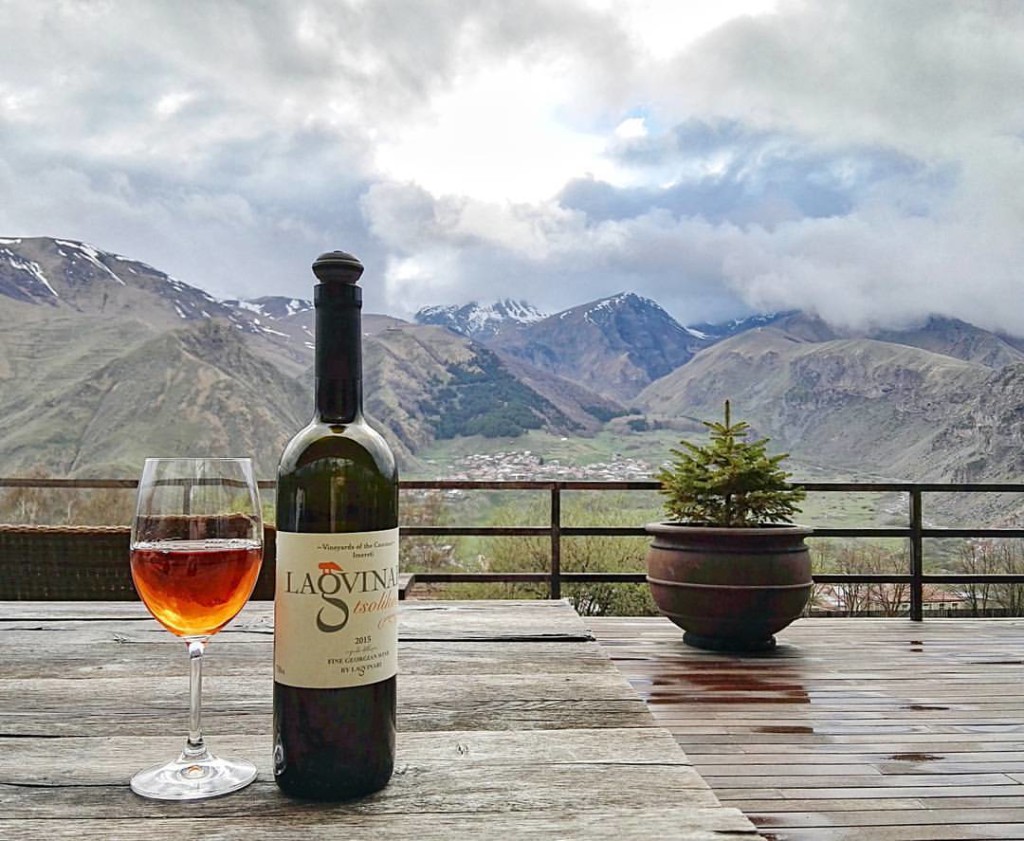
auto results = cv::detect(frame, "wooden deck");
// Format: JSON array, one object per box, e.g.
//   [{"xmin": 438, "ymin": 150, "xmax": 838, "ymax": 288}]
[{"xmin": 591, "ymin": 615, "xmax": 1024, "ymax": 841}]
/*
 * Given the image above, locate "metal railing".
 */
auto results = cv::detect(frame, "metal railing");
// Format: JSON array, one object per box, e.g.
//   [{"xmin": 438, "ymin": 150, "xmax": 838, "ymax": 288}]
[{"xmin": 4, "ymin": 478, "xmax": 1024, "ymax": 621}]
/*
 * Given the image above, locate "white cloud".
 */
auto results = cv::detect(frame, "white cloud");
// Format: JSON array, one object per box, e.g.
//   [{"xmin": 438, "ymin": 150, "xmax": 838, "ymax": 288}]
[
  {"xmin": 606, "ymin": 0, "xmax": 780, "ymax": 59},
  {"xmin": 0, "ymin": 0, "xmax": 1021, "ymax": 338},
  {"xmin": 374, "ymin": 58, "xmax": 609, "ymax": 202},
  {"xmin": 614, "ymin": 117, "xmax": 649, "ymax": 141},
  {"xmin": 153, "ymin": 91, "xmax": 196, "ymax": 120},
  {"xmin": 670, "ymin": 0, "xmax": 1024, "ymax": 155}
]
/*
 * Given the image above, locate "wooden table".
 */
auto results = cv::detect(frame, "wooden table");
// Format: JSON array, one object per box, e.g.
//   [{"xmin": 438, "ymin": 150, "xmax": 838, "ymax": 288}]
[
  {"xmin": 593, "ymin": 616, "xmax": 1024, "ymax": 841},
  {"xmin": 0, "ymin": 600, "xmax": 762, "ymax": 840}
]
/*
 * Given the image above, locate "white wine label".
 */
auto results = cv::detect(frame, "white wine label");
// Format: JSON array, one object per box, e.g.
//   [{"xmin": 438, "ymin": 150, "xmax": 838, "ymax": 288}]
[{"xmin": 274, "ymin": 528, "xmax": 399, "ymax": 689}]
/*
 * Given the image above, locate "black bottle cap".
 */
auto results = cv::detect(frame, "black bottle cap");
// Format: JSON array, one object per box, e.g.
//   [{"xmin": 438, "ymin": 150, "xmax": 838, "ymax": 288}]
[{"xmin": 312, "ymin": 251, "xmax": 364, "ymax": 285}]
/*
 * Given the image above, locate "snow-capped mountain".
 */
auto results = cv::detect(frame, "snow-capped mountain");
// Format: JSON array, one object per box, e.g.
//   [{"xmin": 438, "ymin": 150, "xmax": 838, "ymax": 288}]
[
  {"xmin": 492, "ymin": 291, "xmax": 713, "ymax": 401},
  {"xmin": 686, "ymin": 312, "xmax": 792, "ymax": 341},
  {"xmin": 415, "ymin": 299, "xmax": 547, "ymax": 340},
  {"xmin": 560, "ymin": 292, "xmax": 709, "ymax": 340},
  {"xmin": 229, "ymin": 295, "xmax": 313, "ymax": 320},
  {"xmin": 0, "ymin": 236, "xmax": 296, "ymax": 341}
]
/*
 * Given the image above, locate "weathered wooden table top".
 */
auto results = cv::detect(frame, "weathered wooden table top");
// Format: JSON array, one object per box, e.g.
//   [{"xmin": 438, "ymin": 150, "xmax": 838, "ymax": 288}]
[
  {"xmin": 0, "ymin": 600, "xmax": 762, "ymax": 840},
  {"xmin": 594, "ymin": 615, "xmax": 1024, "ymax": 841}
]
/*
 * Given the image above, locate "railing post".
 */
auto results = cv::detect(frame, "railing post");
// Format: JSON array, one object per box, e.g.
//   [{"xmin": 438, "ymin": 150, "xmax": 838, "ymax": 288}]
[
  {"xmin": 910, "ymin": 488, "xmax": 923, "ymax": 622},
  {"xmin": 550, "ymin": 484, "xmax": 561, "ymax": 600}
]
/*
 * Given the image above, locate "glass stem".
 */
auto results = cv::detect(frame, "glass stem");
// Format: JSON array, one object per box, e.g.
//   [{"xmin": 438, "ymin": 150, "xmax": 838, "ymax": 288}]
[{"xmin": 183, "ymin": 638, "xmax": 208, "ymax": 759}]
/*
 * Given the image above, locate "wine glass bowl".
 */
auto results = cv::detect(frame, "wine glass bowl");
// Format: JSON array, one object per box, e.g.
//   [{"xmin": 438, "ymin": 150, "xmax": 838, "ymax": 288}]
[
  {"xmin": 129, "ymin": 457, "xmax": 263, "ymax": 801},
  {"xmin": 131, "ymin": 522, "xmax": 262, "ymax": 638}
]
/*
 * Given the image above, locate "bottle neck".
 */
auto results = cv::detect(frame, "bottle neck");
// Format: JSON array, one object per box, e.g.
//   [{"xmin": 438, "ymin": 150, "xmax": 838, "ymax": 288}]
[{"xmin": 314, "ymin": 283, "xmax": 362, "ymax": 423}]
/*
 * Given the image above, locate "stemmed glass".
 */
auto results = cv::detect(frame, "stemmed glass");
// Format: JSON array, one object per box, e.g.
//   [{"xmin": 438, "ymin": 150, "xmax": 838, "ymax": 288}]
[{"xmin": 129, "ymin": 457, "xmax": 263, "ymax": 800}]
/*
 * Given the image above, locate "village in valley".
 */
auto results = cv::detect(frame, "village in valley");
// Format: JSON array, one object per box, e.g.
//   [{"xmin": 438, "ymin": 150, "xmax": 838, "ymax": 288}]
[{"xmin": 439, "ymin": 450, "xmax": 654, "ymax": 482}]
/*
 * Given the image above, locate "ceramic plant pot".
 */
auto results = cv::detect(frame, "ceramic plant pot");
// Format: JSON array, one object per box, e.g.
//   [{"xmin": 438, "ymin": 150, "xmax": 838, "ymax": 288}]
[{"xmin": 645, "ymin": 522, "xmax": 813, "ymax": 652}]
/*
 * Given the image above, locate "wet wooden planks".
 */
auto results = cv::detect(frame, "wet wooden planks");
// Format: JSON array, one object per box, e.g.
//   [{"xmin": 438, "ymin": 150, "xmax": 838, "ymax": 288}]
[
  {"xmin": 0, "ymin": 600, "xmax": 762, "ymax": 840},
  {"xmin": 590, "ymin": 616, "xmax": 1024, "ymax": 841}
]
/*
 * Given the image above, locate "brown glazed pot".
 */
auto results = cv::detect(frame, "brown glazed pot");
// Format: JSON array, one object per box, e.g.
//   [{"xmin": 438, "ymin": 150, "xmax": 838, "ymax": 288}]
[{"xmin": 645, "ymin": 522, "xmax": 813, "ymax": 652}]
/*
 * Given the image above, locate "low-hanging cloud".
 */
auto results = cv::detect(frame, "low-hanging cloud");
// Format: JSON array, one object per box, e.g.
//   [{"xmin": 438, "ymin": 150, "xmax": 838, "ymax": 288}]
[
  {"xmin": 0, "ymin": 0, "xmax": 1022, "ymax": 332},
  {"xmin": 360, "ymin": 0, "xmax": 1024, "ymax": 332}
]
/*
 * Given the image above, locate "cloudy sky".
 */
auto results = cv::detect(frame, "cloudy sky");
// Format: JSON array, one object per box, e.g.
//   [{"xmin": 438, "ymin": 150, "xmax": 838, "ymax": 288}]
[{"xmin": 2, "ymin": 0, "xmax": 1023, "ymax": 331}]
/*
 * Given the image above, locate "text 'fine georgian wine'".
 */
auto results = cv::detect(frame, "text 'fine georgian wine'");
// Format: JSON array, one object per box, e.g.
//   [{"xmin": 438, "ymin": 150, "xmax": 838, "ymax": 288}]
[{"xmin": 273, "ymin": 250, "xmax": 399, "ymax": 801}]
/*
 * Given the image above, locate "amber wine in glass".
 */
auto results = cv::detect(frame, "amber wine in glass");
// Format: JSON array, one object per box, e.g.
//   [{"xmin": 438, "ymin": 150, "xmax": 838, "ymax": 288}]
[{"xmin": 129, "ymin": 457, "xmax": 263, "ymax": 800}]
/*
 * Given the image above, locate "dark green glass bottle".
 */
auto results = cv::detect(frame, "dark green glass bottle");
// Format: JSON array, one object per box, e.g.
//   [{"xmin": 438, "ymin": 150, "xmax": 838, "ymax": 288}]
[{"xmin": 273, "ymin": 250, "xmax": 399, "ymax": 800}]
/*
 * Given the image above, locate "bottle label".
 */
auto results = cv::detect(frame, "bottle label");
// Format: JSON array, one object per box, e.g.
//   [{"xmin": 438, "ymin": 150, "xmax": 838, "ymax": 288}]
[{"xmin": 274, "ymin": 528, "xmax": 399, "ymax": 689}]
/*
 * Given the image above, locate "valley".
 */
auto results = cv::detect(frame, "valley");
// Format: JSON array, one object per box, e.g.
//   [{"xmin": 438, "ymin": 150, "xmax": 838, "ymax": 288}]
[
  {"xmin": 1, "ymin": 235, "xmax": 1023, "ymax": 530},
  {"xmin": 3, "ymin": 236, "xmax": 1022, "ymax": 618}
]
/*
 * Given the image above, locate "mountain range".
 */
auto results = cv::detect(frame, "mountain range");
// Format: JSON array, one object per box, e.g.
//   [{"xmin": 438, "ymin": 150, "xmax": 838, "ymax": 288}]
[{"xmin": 2, "ymin": 236, "xmax": 1023, "ymax": 519}]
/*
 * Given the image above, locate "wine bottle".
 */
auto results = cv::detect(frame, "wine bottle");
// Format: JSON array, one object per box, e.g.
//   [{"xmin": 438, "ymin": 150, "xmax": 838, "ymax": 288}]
[{"xmin": 273, "ymin": 250, "xmax": 399, "ymax": 800}]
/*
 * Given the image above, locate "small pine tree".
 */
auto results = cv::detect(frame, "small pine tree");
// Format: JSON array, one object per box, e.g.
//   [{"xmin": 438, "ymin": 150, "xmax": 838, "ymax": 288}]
[{"xmin": 656, "ymin": 401, "xmax": 805, "ymax": 527}]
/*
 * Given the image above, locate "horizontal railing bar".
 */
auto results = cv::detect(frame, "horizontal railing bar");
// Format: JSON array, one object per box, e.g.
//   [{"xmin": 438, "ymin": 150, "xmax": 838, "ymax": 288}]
[
  {"xmin": 813, "ymin": 528, "xmax": 1024, "ymax": 539},
  {"xmin": 404, "ymin": 526, "xmax": 1024, "ymax": 539},
  {"xmin": 0, "ymin": 478, "xmax": 141, "ymax": 489},
  {"xmin": 401, "ymin": 527, "xmax": 551, "ymax": 537},
  {"xmin": 399, "ymin": 569, "xmax": 647, "ymax": 585},
  {"xmin": 799, "ymin": 482, "xmax": 1024, "ymax": 493},
  {"xmin": 402, "ymin": 572, "xmax": 553, "ymax": 584},
  {"xmin": 406, "ymin": 572, "xmax": 1024, "ymax": 585},
  {"xmin": 404, "ymin": 481, "xmax": 1024, "ymax": 493},
  {"xmin": 0, "ymin": 478, "xmax": 279, "ymax": 490},
  {"xmin": 364, "ymin": 572, "xmax": 1024, "ymax": 588},
  {"xmin": 401, "ymin": 480, "xmax": 662, "ymax": 491},
  {"xmin": 403, "ymin": 481, "xmax": 1024, "ymax": 494},
  {"xmin": 404, "ymin": 526, "xmax": 921, "ymax": 538},
  {"xmin": 403, "ymin": 526, "xmax": 654, "ymax": 537},
  {"xmin": 5, "ymin": 477, "xmax": 1024, "ymax": 493},
  {"xmin": 401, "ymin": 480, "xmax": 561, "ymax": 491},
  {"xmin": 810, "ymin": 528, "xmax": 912, "ymax": 538}
]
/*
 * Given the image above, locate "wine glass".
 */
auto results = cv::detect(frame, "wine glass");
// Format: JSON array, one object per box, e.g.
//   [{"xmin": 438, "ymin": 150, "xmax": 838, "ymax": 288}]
[{"xmin": 129, "ymin": 457, "xmax": 263, "ymax": 800}]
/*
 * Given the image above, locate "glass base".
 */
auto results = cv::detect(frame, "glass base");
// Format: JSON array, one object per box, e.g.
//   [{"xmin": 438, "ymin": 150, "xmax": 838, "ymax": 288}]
[{"xmin": 130, "ymin": 749, "xmax": 257, "ymax": 801}]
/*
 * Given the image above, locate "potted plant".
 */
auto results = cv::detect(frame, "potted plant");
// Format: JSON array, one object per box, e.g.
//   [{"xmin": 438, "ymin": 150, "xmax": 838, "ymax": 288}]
[{"xmin": 646, "ymin": 401, "xmax": 812, "ymax": 651}]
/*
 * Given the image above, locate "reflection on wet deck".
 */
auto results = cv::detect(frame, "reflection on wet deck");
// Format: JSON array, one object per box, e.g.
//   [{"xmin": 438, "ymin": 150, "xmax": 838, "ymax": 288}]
[{"xmin": 591, "ymin": 616, "xmax": 1024, "ymax": 841}]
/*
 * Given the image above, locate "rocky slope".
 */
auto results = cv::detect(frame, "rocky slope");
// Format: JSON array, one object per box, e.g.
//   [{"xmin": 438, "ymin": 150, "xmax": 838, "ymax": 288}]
[
  {"xmin": 491, "ymin": 292, "xmax": 710, "ymax": 402},
  {"xmin": 363, "ymin": 325, "xmax": 602, "ymax": 452},
  {"xmin": 0, "ymin": 320, "xmax": 308, "ymax": 479},
  {"xmin": 636, "ymin": 317, "xmax": 1004, "ymax": 484},
  {"xmin": 3, "ymin": 235, "xmax": 1024, "ymax": 509},
  {"xmin": 0, "ymin": 238, "xmax": 622, "ymax": 476}
]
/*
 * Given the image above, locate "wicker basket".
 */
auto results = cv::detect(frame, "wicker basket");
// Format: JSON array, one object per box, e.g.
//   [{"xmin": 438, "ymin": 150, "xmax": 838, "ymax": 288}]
[{"xmin": 0, "ymin": 524, "xmax": 277, "ymax": 601}]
